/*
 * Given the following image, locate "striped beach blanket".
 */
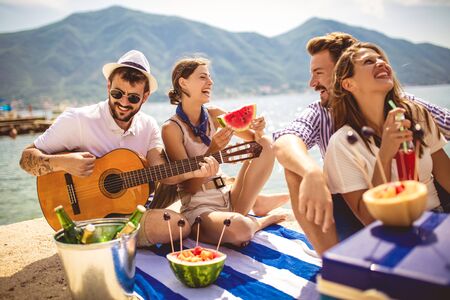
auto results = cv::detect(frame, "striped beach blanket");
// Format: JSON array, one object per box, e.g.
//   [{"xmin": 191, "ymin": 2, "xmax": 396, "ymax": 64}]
[{"xmin": 134, "ymin": 224, "xmax": 322, "ymax": 299}]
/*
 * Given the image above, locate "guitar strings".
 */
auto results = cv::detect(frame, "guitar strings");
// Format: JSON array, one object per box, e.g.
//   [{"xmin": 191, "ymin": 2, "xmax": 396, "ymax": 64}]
[
  {"xmin": 65, "ymin": 153, "xmax": 224, "ymax": 197},
  {"xmin": 59, "ymin": 143, "xmax": 254, "ymax": 198},
  {"xmin": 70, "ymin": 159, "xmax": 206, "ymax": 196}
]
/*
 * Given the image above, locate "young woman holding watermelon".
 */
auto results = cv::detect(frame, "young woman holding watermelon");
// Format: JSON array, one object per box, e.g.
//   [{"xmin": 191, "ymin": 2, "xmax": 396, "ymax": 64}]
[{"xmin": 162, "ymin": 57, "xmax": 288, "ymax": 247}]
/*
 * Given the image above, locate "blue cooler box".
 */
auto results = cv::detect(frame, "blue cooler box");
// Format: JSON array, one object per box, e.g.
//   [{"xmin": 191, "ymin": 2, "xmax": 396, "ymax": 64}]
[{"xmin": 318, "ymin": 212, "xmax": 450, "ymax": 300}]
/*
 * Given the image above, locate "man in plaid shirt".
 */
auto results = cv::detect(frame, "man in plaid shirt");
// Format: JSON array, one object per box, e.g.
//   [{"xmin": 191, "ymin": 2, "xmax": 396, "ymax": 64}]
[{"xmin": 273, "ymin": 32, "xmax": 450, "ymax": 255}]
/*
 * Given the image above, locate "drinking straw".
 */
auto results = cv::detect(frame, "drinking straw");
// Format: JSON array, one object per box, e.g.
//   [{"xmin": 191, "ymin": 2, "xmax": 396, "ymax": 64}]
[
  {"xmin": 398, "ymin": 151, "xmax": 407, "ymax": 180},
  {"xmin": 413, "ymin": 124, "xmax": 424, "ymax": 181},
  {"xmin": 388, "ymin": 100, "xmax": 408, "ymax": 152}
]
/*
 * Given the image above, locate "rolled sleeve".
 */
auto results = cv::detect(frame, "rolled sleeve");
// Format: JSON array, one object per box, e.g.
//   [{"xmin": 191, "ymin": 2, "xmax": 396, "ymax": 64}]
[
  {"xmin": 407, "ymin": 93, "xmax": 450, "ymax": 140},
  {"xmin": 273, "ymin": 101, "xmax": 321, "ymax": 150},
  {"xmin": 34, "ymin": 108, "xmax": 81, "ymax": 154}
]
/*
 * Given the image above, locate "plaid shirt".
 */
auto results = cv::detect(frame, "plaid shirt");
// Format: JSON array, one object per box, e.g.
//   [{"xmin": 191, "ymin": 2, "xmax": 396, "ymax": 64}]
[{"xmin": 273, "ymin": 94, "xmax": 449, "ymax": 159}]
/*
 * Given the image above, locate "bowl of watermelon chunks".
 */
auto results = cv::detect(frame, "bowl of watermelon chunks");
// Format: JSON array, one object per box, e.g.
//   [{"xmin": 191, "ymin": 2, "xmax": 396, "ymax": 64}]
[
  {"xmin": 166, "ymin": 246, "xmax": 226, "ymax": 288},
  {"xmin": 363, "ymin": 180, "xmax": 427, "ymax": 227}
]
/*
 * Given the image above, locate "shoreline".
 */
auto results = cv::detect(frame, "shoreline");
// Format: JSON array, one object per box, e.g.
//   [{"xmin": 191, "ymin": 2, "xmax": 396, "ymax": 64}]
[{"xmin": 0, "ymin": 207, "xmax": 300, "ymax": 299}]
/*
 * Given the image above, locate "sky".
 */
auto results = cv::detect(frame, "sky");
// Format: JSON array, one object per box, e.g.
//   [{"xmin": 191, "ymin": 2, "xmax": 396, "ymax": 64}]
[{"xmin": 0, "ymin": 0, "xmax": 450, "ymax": 48}]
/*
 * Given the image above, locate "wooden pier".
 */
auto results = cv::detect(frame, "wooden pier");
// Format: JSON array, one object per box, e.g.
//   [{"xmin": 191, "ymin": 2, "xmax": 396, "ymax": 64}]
[{"xmin": 0, "ymin": 116, "xmax": 52, "ymax": 136}]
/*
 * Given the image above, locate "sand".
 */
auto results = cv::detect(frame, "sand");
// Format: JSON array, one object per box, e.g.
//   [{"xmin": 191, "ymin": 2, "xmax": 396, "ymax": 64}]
[
  {"xmin": 0, "ymin": 206, "xmax": 299, "ymax": 299},
  {"xmin": 0, "ymin": 218, "xmax": 70, "ymax": 299}
]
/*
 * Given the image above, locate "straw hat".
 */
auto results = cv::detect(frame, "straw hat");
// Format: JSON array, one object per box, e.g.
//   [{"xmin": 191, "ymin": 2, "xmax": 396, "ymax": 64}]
[{"xmin": 102, "ymin": 50, "xmax": 158, "ymax": 94}]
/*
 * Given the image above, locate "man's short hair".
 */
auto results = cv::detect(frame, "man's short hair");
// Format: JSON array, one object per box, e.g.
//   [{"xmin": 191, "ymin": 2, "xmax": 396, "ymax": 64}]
[
  {"xmin": 109, "ymin": 67, "xmax": 150, "ymax": 93},
  {"xmin": 306, "ymin": 32, "xmax": 357, "ymax": 63}
]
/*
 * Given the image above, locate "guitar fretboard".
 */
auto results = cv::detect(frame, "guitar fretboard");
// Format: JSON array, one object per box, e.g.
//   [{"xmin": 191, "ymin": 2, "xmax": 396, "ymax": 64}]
[{"xmin": 120, "ymin": 152, "xmax": 224, "ymax": 188}]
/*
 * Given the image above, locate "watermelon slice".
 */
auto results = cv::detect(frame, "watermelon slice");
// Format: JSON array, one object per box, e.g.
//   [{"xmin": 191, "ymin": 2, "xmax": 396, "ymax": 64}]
[
  {"xmin": 167, "ymin": 248, "xmax": 227, "ymax": 288},
  {"xmin": 217, "ymin": 104, "xmax": 256, "ymax": 132}
]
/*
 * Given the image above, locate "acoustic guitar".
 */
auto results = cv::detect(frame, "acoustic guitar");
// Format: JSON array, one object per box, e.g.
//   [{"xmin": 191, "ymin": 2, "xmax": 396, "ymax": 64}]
[{"xmin": 37, "ymin": 141, "xmax": 262, "ymax": 230}]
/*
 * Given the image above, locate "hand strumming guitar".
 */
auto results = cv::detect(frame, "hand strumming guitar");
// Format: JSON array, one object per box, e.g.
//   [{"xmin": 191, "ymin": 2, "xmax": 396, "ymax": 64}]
[
  {"xmin": 54, "ymin": 152, "xmax": 96, "ymax": 177},
  {"xmin": 20, "ymin": 145, "xmax": 96, "ymax": 177}
]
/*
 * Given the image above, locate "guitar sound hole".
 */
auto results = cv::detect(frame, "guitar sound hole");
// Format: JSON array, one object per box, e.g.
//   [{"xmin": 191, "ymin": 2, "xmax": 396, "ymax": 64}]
[{"xmin": 103, "ymin": 174, "xmax": 123, "ymax": 194}]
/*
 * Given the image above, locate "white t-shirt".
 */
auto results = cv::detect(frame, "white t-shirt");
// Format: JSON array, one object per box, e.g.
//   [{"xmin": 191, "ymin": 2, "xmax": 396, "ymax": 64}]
[
  {"xmin": 324, "ymin": 122, "xmax": 447, "ymax": 210},
  {"xmin": 34, "ymin": 100, "xmax": 163, "ymax": 158}
]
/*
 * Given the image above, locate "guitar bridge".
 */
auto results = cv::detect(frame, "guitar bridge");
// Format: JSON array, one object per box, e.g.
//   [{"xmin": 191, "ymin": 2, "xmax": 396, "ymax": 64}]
[{"xmin": 64, "ymin": 173, "xmax": 81, "ymax": 215}]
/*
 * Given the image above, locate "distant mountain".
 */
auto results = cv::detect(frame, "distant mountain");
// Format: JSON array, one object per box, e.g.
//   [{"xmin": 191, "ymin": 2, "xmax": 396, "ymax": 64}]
[
  {"xmin": 0, "ymin": 6, "xmax": 449, "ymax": 105},
  {"xmin": 275, "ymin": 17, "xmax": 450, "ymax": 86}
]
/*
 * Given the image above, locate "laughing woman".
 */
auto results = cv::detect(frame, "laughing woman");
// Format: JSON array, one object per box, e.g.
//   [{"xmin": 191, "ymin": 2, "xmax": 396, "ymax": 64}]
[
  {"xmin": 324, "ymin": 42, "xmax": 449, "ymax": 227},
  {"xmin": 161, "ymin": 58, "xmax": 288, "ymax": 247}
]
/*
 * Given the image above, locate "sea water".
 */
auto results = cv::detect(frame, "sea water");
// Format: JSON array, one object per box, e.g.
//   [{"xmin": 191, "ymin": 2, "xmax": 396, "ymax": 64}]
[{"xmin": 0, "ymin": 85, "xmax": 448, "ymax": 226}]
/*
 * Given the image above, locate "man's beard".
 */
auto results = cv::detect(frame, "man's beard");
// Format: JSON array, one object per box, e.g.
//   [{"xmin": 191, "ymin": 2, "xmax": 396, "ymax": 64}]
[
  {"xmin": 315, "ymin": 84, "xmax": 329, "ymax": 106},
  {"xmin": 109, "ymin": 100, "xmax": 141, "ymax": 123}
]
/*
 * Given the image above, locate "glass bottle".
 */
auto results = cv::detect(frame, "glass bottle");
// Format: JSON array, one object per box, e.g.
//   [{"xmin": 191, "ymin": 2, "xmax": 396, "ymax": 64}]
[
  {"xmin": 54, "ymin": 205, "xmax": 82, "ymax": 244},
  {"xmin": 115, "ymin": 221, "xmax": 137, "ymax": 239},
  {"xmin": 80, "ymin": 224, "xmax": 96, "ymax": 244},
  {"xmin": 128, "ymin": 205, "xmax": 146, "ymax": 227}
]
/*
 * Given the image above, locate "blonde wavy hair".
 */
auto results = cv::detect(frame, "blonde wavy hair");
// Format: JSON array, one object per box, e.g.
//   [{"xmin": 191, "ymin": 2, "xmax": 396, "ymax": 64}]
[{"xmin": 330, "ymin": 42, "xmax": 434, "ymax": 155}]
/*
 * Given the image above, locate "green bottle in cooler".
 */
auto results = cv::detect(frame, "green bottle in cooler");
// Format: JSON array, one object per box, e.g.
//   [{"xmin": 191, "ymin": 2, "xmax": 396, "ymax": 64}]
[
  {"xmin": 114, "ymin": 205, "xmax": 146, "ymax": 239},
  {"xmin": 54, "ymin": 205, "xmax": 83, "ymax": 244},
  {"xmin": 128, "ymin": 204, "xmax": 146, "ymax": 227}
]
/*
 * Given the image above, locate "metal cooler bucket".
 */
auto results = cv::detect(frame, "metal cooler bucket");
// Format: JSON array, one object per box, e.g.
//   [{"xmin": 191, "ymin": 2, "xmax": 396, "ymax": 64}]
[{"xmin": 54, "ymin": 218, "xmax": 139, "ymax": 300}]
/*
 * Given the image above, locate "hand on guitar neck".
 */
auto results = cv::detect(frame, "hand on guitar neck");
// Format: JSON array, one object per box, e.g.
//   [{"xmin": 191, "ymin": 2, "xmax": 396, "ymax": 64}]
[{"xmin": 191, "ymin": 156, "xmax": 220, "ymax": 180}]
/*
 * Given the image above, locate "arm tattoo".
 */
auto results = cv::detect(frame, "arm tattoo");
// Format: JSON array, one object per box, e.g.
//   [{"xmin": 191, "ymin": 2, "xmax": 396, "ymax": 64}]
[{"xmin": 20, "ymin": 152, "xmax": 54, "ymax": 176}]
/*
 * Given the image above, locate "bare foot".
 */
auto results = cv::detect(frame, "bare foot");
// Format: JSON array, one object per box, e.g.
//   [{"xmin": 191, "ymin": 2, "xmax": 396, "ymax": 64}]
[
  {"xmin": 252, "ymin": 193, "xmax": 290, "ymax": 216},
  {"xmin": 249, "ymin": 213, "xmax": 288, "ymax": 230},
  {"xmin": 237, "ymin": 214, "xmax": 288, "ymax": 247}
]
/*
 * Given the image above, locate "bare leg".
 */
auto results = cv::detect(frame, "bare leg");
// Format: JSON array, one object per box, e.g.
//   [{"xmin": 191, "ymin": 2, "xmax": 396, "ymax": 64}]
[
  {"xmin": 252, "ymin": 193, "xmax": 290, "ymax": 216},
  {"xmin": 138, "ymin": 209, "xmax": 191, "ymax": 246},
  {"xmin": 192, "ymin": 211, "xmax": 287, "ymax": 247},
  {"xmin": 231, "ymin": 136, "xmax": 276, "ymax": 214},
  {"xmin": 284, "ymin": 169, "xmax": 338, "ymax": 256}
]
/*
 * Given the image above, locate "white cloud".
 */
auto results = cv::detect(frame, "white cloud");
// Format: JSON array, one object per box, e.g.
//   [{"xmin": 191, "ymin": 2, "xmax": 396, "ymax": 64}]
[
  {"xmin": 0, "ymin": 0, "xmax": 67, "ymax": 9},
  {"xmin": 390, "ymin": 0, "xmax": 450, "ymax": 5},
  {"xmin": 352, "ymin": 0, "xmax": 385, "ymax": 17}
]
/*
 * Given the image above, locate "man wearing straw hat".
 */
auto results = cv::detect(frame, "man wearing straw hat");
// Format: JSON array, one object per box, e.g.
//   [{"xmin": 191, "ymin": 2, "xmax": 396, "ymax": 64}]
[
  {"xmin": 273, "ymin": 32, "xmax": 450, "ymax": 256},
  {"xmin": 19, "ymin": 49, "xmax": 219, "ymax": 245}
]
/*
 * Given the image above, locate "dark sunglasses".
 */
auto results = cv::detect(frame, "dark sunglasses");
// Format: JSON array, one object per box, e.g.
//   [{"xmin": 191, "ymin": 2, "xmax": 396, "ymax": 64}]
[{"xmin": 110, "ymin": 89, "xmax": 141, "ymax": 104}]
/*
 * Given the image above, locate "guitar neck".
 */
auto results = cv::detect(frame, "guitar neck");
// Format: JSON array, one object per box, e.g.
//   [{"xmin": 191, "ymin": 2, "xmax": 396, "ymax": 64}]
[{"xmin": 121, "ymin": 152, "xmax": 224, "ymax": 188}]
